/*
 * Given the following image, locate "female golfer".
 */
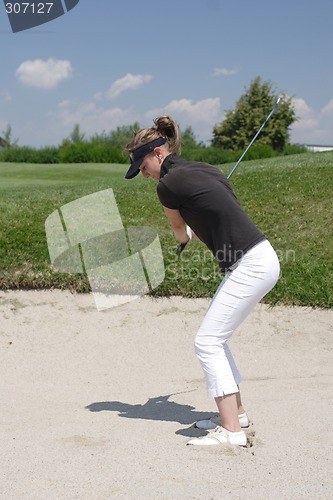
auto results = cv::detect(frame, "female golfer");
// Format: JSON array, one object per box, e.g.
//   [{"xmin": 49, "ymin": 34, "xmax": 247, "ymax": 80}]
[{"xmin": 124, "ymin": 116, "xmax": 280, "ymax": 447}]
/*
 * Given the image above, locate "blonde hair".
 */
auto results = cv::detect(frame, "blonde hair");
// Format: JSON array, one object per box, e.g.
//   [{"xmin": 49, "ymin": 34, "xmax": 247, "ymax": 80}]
[{"xmin": 124, "ymin": 116, "xmax": 182, "ymax": 155}]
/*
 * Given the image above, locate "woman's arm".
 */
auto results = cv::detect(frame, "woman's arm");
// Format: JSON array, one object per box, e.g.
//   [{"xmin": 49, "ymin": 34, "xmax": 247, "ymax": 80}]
[{"xmin": 163, "ymin": 207, "xmax": 198, "ymax": 243}]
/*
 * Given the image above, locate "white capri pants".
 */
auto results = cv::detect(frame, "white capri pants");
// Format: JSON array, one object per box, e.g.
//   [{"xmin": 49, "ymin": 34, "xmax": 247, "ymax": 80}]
[{"xmin": 195, "ymin": 239, "xmax": 280, "ymax": 398}]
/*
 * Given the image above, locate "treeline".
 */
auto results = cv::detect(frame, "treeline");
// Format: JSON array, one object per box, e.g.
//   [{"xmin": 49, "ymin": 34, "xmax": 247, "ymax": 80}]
[
  {"xmin": 0, "ymin": 143, "xmax": 127, "ymax": 164},
  {"xmin": 0, "ymin": 78, "xmax": 309, "ymax": 165},
  {"xmin": 0, "ymin": 123, "xmax": 306, "ymax": 165}
]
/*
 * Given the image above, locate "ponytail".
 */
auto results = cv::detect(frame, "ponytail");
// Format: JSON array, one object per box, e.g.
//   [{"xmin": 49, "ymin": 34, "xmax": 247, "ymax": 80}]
[
  {"xmin": 124, "ymin": 116, "xmax": 182, "ymax": 155},
  {"xmin": 153, "ymin": 116, "xmax": 182, "ymax": 154}
]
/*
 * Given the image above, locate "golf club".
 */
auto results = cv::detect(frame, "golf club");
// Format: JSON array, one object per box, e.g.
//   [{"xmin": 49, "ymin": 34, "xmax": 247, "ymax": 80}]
[{"xmin": 176, "ymin": 96, "xmax": 282, "ymax": 255}]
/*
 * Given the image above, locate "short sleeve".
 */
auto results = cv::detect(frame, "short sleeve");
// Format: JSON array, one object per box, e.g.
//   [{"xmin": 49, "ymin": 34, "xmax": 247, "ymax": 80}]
[{"xmin": 157, "ymin": 182, "xmax": 180, "ymax": 209}]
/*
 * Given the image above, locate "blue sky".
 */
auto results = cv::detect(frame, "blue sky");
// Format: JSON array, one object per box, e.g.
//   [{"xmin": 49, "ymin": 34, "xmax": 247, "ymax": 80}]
[{"xmin": 1, "ymin": 0, "xmax": 333, "ymax": 148}]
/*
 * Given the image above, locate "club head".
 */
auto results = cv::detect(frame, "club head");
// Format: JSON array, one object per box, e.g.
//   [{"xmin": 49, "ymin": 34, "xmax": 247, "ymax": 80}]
[{"xmin": 274, "ymin": 96, "xmax": 283, "ymax": 110}]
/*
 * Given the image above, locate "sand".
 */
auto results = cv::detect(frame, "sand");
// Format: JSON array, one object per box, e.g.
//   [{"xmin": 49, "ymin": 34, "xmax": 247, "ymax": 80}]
[{"xmin": 1, "ymin": 290, "xmax": 332, "ymax": 499}]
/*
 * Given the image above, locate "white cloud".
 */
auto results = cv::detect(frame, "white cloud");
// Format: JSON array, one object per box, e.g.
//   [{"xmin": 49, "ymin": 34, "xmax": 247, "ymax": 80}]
[
  {"xmin": 49, "ymin": 96, "xmax": 221, "ymax": 146},
  {"xmin": 106, "ymin": 73, "xmax": 152, "ymax": 100},
  {"xmin": 146, "ymin": 97, "xmax": 222, "ymax": 141},
  {"xmin": 212, "ymin": 67, "xmax": 239, "ymax": 77},
  {"xmin": 16, "ymin": 58, "xmax": 73, "ymax": 89},
  {"xmin": 292, "ymin": 97, "xmax": 312, "ymax": 115},
  {"xmin": 290, "ymin": 96, "xmax": 333, "ymax": 145},
  {"xmin": 50, "ymin": 99, "xmax": 139, "ymax": 140},
  {"xmin": 292, "ymin": 97, "xmax": 318, "ymax": 129},
  {"xmin": 321, "ymin": 98, "xmax": 333, "ymax": 115}
]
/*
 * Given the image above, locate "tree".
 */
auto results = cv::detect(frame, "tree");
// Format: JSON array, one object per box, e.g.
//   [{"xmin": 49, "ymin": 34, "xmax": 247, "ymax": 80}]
[
  {"xmin": 1, "ymin": 124, "xmax": 19, "ymax": 148},
  {"xmin": 211, "ymin": 77, "xmax": 296, "ymax": 151},
  {"xmin": 68, "ymin": 123, "xmax": 85, "ymax": 144},
  {"xmin": 89, "ymin": 123, "xmax": 141, "ymax": 148},
  {"xmin": 181, "ymin": 126, "xmax": 204, "ymax": 149},
  {"xmin": 109, "ymin": 123, "xmax": 141, "ymax": 148}
]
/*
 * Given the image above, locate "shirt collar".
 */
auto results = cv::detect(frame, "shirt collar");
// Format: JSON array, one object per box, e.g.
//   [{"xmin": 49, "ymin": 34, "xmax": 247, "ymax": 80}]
[{"xmin": 159, "ymin": 153, "xmax": 178, "ymax": 180}]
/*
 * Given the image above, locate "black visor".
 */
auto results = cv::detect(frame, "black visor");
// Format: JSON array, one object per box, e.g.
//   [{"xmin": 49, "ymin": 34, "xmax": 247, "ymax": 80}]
[{"xmin": 125, "ymin": 137, "xmax": 166, "ymax": 179}]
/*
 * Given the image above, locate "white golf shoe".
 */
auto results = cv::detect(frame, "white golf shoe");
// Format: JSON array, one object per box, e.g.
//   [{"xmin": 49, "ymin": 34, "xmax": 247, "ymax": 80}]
[
  {"xmin": 195, "ymin": 412, "xmax": 249, "ymax": 430},
  {"xmin": 187, "ymin": 426, "xmax": 247, "ymax": 447}
]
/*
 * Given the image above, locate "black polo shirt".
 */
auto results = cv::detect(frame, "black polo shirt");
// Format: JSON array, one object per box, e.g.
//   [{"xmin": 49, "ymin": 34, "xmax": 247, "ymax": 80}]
[{"xmin": 157, "ymin": 154, "xmax": 266, "ymax": 272}]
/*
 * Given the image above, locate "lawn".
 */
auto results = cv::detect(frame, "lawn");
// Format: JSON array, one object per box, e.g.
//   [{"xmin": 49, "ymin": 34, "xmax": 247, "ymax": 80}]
[{"xmin": 0, "ymin": 152, "xmax": 332, "ymax": 308}]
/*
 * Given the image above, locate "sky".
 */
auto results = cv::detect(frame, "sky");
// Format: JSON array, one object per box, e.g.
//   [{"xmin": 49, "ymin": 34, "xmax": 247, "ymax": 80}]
[{"xmin": 0, "ymin": 0, "xmax": 333, "ymax": 148}]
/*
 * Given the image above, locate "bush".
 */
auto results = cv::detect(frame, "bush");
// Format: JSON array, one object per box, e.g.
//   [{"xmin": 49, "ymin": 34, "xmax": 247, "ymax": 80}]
[
  {"xmin": 233, "ymin": 143, "xmax": 277, "ymax": 162},
  {"xmin": 0, "ymin": 146, "xmax": 38, "ymax": 163},
  {"xmin": 58, "ymin": 143, "xmax": 128, "ymax": 163},
  {"xmin": 181, "ymin": 144, "xmax": 279, "ymax": 165},
  {"xmin": 36, "ymin": 147, "xmax": 59, "ymax": 163},
  {"xmin": 182, "ymin": 146, "xmax": 236, "ymax": 165},
  {"xmin": 282, "ymin": 143, "xmax": 308, "ymax": 155},
  {"xmin": 0, "ymin": 137, "xmax": 308, "ymax": 166},
  {"xmin": 0, "ymin": 146, "xmax": 59, "ymax": 163},
  {"xmin": 58, "ymin": 143, "xmax": 93, "ymax": 163}
]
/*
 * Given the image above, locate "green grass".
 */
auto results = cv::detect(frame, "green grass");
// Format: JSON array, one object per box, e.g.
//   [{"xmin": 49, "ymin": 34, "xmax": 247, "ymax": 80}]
[{"xmin": 0, "ymin": 152, "xmax": 332, "ymax": 308}]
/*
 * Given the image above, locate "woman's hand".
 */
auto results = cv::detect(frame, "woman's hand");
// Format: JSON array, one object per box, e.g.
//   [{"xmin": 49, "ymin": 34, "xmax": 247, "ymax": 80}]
[{"xmin": 163, "ymin": 207, "xmax": 193, "ymax": 243}]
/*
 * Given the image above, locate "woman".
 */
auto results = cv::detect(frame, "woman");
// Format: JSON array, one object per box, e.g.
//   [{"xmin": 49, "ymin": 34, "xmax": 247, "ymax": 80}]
[{"xmin": 124, "ymin": 116, "xmax": 280, "ymax": 447}]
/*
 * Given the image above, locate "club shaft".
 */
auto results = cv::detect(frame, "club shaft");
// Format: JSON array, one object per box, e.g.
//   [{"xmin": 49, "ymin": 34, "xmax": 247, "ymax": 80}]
[{"xmin": 227, "ymin": 98, "xmax": 281, "ymax": 179}]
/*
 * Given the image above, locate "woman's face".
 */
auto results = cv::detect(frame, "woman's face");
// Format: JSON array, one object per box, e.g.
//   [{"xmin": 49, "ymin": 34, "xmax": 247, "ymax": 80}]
[{"xmin": 139, "ymin": 149, "xmax": 162, "ymax": 181}]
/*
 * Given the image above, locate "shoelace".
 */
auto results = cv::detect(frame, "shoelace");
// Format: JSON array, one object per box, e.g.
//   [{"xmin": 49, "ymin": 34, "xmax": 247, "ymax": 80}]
[{"xmin": 208, "ymin": 426, "xmax": 225, "ymax": 436}]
